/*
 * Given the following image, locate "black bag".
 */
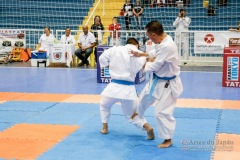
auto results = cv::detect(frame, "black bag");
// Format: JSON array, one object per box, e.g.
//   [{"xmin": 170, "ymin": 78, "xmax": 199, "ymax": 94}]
[{"xmin": 208, "ymin": 5, "xmax": 216, "ymax": 16}]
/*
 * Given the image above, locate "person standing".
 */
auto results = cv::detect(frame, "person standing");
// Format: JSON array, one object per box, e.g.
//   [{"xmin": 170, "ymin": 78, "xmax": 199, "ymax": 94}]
[
  {"xmin": 109, "ymin": 17, "xmax": 121, "ymax": 46},
  {"xmin": 75, "ymin": 25, "xmax": 96, "ymax": 67},
  {"xmin": 91, "ymin": 15, "xmax": 105, "ymax": 63},
  {"xmin": 131, "ymin": 20, "xmax": 183, "ymax": 148},
  {"xmin": 173, "ymin": 9, "xmax": 191, "ymax": 64},
  {"xmin": 133, "ymin": 0, "xmax": 144, "ymax": 31},
  {"xmin": 99, "ymin": 38, "xmax": 154, "ymax": 140},
  {"xmin": 123, "ymin": 0, "xmax": 134, "ymax": 31}
]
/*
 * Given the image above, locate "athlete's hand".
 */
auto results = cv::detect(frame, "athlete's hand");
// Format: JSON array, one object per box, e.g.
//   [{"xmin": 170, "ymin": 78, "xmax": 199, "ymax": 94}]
[{"xmin": 131, "ymin": 50, "xmax": 141, "ymax": 57}]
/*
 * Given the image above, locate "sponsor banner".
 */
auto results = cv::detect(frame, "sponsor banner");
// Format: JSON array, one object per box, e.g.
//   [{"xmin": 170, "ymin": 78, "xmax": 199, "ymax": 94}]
[
  {"xmin": 194, "ymin": 32, "xmax": 240, "ymax": 54},
  {"xmin": 224, "ymin": 47, "xmax": 240, "ymax": 54},
  {"xmin": 227, "ymin": 57, "xmax": 239, "ymax": 81},
  {"xmin": 222, "ymin": 51, "xmax": 240, "ymax": 87},
  {"xmin": 229, "ymin": 38, "xmax": 240, "ymax": 46},
  {"xmin": 0, "ymin": 29, "xmax": 26, "ymax": 48}
]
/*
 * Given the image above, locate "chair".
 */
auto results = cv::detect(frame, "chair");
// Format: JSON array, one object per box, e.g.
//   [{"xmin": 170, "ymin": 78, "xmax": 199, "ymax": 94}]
[{"xmin": 73, "ymin": 48, "xmax": 96, "ymax": 67}]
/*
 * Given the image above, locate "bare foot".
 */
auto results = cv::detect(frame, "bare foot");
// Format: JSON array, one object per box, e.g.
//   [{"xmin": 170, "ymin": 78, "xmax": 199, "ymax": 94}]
[
  {"xmin": 100, "ymin": 123, "xmax": 108, "ymax": 134},
  {"xmin": 100, "ymin": 128, "xmax": 108, "ymax": 134},
  {"xmin": 158, "ymin": 139, "xmax": 173, "ymax": 148},
  {"xmin": 143, "ymin": 123, "xmax": 155, "ymax": 140}
]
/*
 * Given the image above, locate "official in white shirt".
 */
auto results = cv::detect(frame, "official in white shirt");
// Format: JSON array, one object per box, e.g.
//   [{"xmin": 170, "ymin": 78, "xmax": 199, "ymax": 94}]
[
  {"xmin": 60, "ymin": 28, "xmax": 76, "ymax": 45},
  {"xmin": 38, "ymin": 26, "xmax": 55, "ymax": 51},
  {"xmin": 75, "ymin": 25, "xmax": 96, "ymax": 67}
]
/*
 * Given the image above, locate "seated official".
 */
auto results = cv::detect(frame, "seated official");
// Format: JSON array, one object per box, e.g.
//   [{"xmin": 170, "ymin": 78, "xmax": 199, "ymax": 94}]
[
  {"xmin": 60, "ymin": 27, "xmax": 76, "ymax": 44},
  {"xmin": 38, "ymin": 26, "xmax": 55, "ymax": 51},
  {"xmin": 75, "ymin": 25, "xmax": 96, "ymax": 67}
]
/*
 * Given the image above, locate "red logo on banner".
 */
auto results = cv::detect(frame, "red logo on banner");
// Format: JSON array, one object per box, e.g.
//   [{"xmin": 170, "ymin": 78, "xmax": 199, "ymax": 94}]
[{"xmin": 204, "ymin": 34, "xmax": 214, "ymax": 44}]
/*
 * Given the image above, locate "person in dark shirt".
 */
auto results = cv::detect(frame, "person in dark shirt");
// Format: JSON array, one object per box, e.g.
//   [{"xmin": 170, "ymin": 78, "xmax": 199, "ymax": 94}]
[
  {"xmin": 91, "ymin": 15, "xmax": 104, "ymax": 63},
  {"xmin": 133, "ymin": 0, "xmax": 144, "ymax": 30},
  {"xmin": 123, "ymin": 0, "xmax": 134, "ymax": 30}
]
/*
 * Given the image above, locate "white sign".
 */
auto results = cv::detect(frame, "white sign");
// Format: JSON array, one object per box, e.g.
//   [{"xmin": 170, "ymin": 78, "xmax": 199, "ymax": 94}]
[
  {"xmin": 49, "ymin": 44, "xmax": 75, "ymax": 67},
  {"xmin": 0, "ymin": 29, "xmax": 26, "ymax": 49},
  {"xmin": 194, "ymin": 32, "xmax": 240, "ymax": 54}
]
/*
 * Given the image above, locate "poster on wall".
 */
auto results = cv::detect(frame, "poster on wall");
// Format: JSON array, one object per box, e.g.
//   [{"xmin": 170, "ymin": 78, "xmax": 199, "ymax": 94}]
[
  {"xmin": 0, "ymin": 29, "xmax": 26, "ymax": 50},
  {"xmin": 194, "ymin": 31, "xmax": 240, "ymax": 54}
]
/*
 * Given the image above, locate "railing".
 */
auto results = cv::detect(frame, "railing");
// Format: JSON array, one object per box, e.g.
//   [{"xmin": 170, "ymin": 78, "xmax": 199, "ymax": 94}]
[{"xmin": 10, "ymin": 29, "xmax": 233, "ymax": 66}]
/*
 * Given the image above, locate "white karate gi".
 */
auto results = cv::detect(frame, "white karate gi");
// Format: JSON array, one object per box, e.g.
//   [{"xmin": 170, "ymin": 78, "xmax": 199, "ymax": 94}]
[
  {"xmin": 99, "ymin": 44, "xmax": 147, "ymax": 129},
  {"xmin": 137, "ymin": 35, "xmax": 183, "ymax": 139},
  {"xmin": 173, "ymin": 16, "xmax": 191, "ymax": 62}
]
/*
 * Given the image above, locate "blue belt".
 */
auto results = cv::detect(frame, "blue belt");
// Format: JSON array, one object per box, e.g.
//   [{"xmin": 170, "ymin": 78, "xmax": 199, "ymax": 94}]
[
  {"xmin": 148, "ymin": 74, "xmax": 176, "ymax": 99},
  {"xmin": 111, "ymin": 79, "xmax": 134, "ymax": 85}
]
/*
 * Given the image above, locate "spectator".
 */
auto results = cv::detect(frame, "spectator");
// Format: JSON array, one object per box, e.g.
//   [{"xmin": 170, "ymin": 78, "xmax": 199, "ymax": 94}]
[
  {"xmin": 109, "ymin": 17, "xmax": 121, "ymax": 46},
  {"xmin": 75, "ymin": 25, "xmax": 96, "ymax": 67},
  {"xmin": 123, "ymin": 0, "xmax": 134, "ymax": 30},
  {"xmin": 167, "ymin": 0, "xmax": 176, "ymax": 7},
  {"xmin": 173, "ymin": 9, "xmax": 191, "ymax": 64},
  {"xmin": 38, "ymin": 26, "xmax": 55, "ymax": 51},
  {"xmin": 133, "ymin": 0, "xmax": 144, "ymax": 31},
  {"xmin": 91, "ymin": 15, "xmax": 105, "ymax": 63},
  {"xmin": 150, "ymin": 0, "xmax": 165, "ymax": 7},
  {"xmin": 229, "ymin": 21, "xmax": 240, "ymax": 32},
  {"xmin": 60, "ymin": 27, "xmax": 76, "ymax": 45}
]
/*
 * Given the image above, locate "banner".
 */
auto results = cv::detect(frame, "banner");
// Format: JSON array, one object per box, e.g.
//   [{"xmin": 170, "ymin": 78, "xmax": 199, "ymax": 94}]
[
  {"xmin": 0, "ymin": 29, "xmax": 26, "ymax": 49},
  {"xmin": 194, "ymin": 31, "xmax": 240, "ymax": 54}
]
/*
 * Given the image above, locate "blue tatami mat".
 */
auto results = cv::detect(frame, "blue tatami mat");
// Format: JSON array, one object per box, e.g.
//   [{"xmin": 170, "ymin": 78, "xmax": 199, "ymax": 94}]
[
  {"xmin": 175, "ymin": 118, "xmax": 218, "ymax": 132},
  {"xmin": 0, "ymin": 68, "xmax": 240, "ymax": 100},
  {"xmin": 0, "ymin": 110, "xmax": 39, "ymax": 123},
  {"xmin": 24, "ymin": 103, "xmax": 100, "ymax": 125},
  {"xmin": 0, "ymin": 101, "xmax": 57, "ymax": 112},
  {"xmin": 126, "ymin": 145, "xmax": 212, "ymax": 160},
  {"xmin": 218, "ymin": 109, "xmax": 240, "ymax": 134},
  {"xmin": 0, "ymin": 122, "xmax": 13, "ymax": 132},
  {"xmin": 37, "ymin": 115, "xmax": 146, "ymax": 160},
  {"xmin": 174, "ymin": 108, "xmax": 221, "ymax": 120}
]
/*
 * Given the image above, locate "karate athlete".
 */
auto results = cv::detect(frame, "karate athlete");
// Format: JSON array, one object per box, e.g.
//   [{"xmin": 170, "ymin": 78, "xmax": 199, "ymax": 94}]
[
  {"xmin": 173, "ymin": 9, "xmax": 191, "ymax": 64},
  {"xmin": 99, "ymin": 38, "xmax": 154, "ymax": 140},
  {"xmin": 131, "ymin": 20, "xmax": 183, "ymax": 148}
]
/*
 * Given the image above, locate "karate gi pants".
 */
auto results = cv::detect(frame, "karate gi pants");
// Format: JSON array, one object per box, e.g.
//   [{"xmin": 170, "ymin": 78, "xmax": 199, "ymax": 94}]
[
  {"xmin": 100, "ymin": 96, "xmax": 147, "ymax": 130},
  {"xmin": 137, "ymin": 83, "xmax": 177, "ymax": 139}
]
